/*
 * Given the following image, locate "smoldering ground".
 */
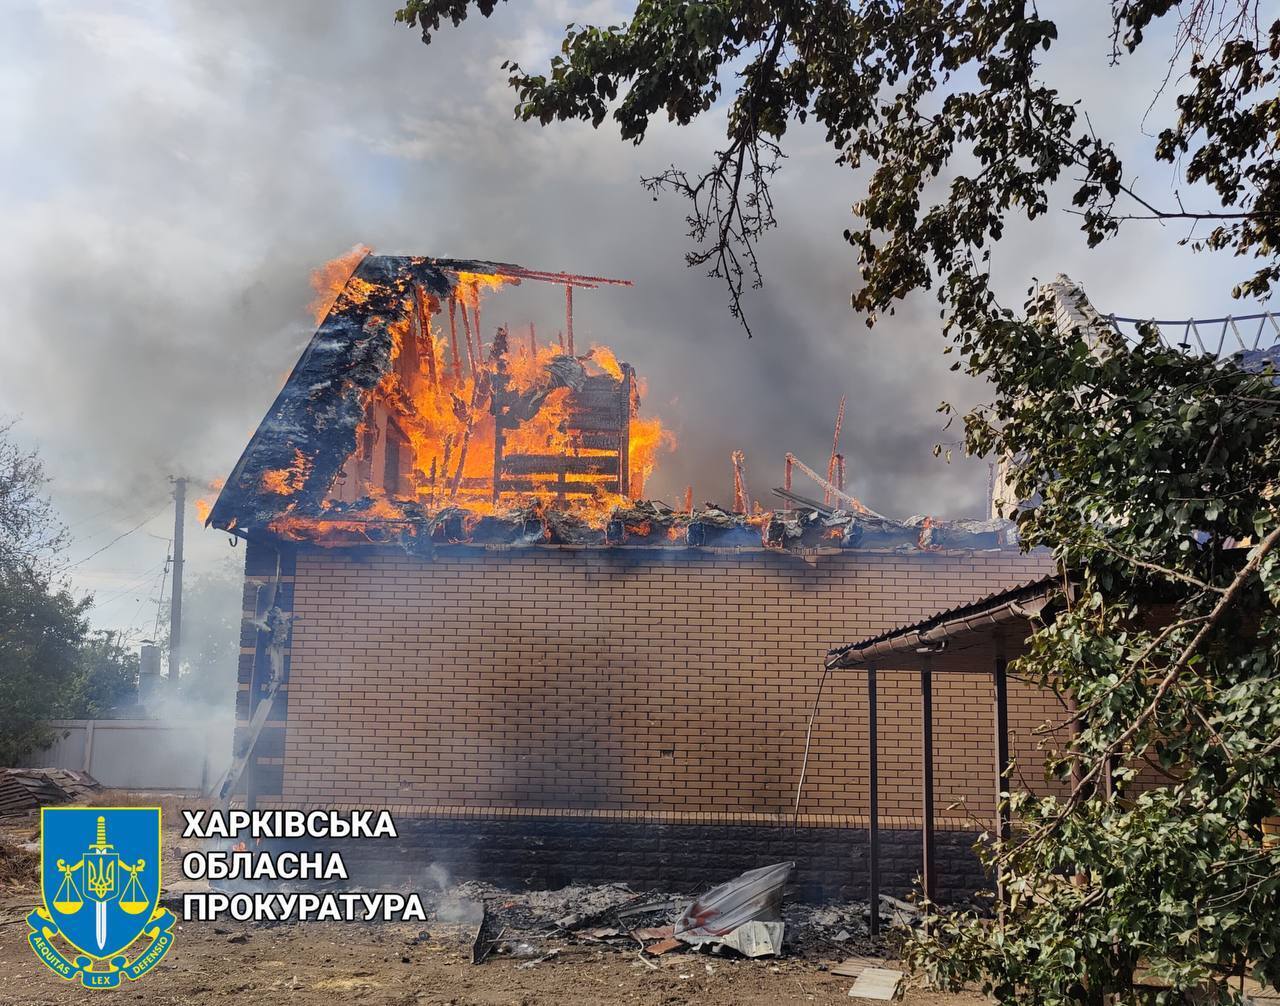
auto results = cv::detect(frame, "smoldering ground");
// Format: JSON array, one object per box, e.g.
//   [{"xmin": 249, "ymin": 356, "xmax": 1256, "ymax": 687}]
[{"xmin": 0, "ymin": 1, "xmax": 1265, "ymax": 639}]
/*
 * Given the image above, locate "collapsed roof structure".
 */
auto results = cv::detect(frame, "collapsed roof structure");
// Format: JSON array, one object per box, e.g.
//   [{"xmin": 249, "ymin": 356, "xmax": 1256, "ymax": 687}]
[{"xmin": 206, "ymin": 251, "xmax": 1016, "ymax": 555}]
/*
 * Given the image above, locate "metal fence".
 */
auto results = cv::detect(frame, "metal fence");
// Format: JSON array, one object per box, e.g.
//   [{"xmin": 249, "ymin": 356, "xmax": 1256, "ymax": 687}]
[{"xmin": 1106, "ymin": 311, "xmax": 1280, "ymax": 356}]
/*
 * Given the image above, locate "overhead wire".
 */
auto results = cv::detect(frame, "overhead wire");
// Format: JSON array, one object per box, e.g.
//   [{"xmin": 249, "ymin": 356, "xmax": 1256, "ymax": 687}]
[
  {"xmin": 120, "ymin": 555, "xmax": 171, "ymax": 648},
  {"xmin": 152, "ymin": 552, "xmax": 171, "ymax": 643},
  {"xmin": 87, "ymin": 558, "xmax": 170, "ymax": 611},
  {"xmin": 61, "ymin": 503, "xmax": 169, "ymax": 571}
]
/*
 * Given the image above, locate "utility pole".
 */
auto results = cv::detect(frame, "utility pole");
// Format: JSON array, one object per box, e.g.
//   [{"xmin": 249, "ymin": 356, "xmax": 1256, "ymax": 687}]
[{"xmin": 168, "ymin": 477, "xmax": 187, "ymax": 682}]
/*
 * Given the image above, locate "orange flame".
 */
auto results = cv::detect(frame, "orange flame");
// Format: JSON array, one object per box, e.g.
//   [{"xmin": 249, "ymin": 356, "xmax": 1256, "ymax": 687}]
[
  {"xmin": 587, "ymin": 344, "xmax": 624, "ymax": 380},
  {"xmin": 268, "ymin": 271, "xmax": 674, "ymax": 542},
  {"xmin": 453, "ymin": 271, "xmax": 514, "ymax": 308},
  {"xmin": 262, "ymin": 448, "xmax": 310, "ymax": 496},
  {"xmin": 194, "ymin": 477, "xmax": 225, "ymax": 524},
  {"xmin": 309, "ymin": 244, "xmax": 373, "ymax": 325}
]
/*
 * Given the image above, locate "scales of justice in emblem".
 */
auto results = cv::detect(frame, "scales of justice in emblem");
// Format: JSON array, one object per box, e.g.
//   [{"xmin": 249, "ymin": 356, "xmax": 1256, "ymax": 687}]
[{"xmin": 50, "ymin": 816, "xmax": 149, "ymax": 951}]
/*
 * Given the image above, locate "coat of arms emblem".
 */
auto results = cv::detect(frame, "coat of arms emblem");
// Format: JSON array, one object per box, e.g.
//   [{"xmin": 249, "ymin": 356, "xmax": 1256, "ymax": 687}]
[{"xmin": 27, "ymin": 807, "xmax": 175, "ymax": 989}]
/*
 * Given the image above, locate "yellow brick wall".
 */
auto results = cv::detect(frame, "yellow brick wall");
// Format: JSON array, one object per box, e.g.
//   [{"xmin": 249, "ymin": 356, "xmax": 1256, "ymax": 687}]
[{"xmin": 275, "ymin": 547, "xmax": 1062, "ymax": 825}]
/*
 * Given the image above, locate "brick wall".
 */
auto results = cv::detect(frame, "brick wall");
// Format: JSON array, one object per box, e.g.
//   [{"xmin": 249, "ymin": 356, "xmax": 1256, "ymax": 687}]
[
  {"xmin": 256, "ymin": 546, "xmax": 1059, "ymax": 827},
  {"xmin": 320, "ymin": 817, "xmax": 989, "ymax": 903}
]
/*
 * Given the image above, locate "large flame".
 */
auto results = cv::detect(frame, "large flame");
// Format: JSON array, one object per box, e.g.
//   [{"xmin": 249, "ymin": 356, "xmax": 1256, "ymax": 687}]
[
  {"xmin": 194, "ymin": 477, "xmax": 225, "ymax": 524},
  {"xmin": 262, "ymin": 448, "xmax": 311, "ymax": 495},
  {"xmin": 309, "ymin": 244, "xmax": 373, "ymax": 325},
  {"xmin": 270, "ymin": 267, "xmax": 674, "ymax": 542}
]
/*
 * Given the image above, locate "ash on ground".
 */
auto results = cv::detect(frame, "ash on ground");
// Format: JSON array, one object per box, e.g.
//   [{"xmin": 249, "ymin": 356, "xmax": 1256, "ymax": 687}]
[{"xmin": 422, "ymin": 877, "xmax": 883, "ymax": 962}]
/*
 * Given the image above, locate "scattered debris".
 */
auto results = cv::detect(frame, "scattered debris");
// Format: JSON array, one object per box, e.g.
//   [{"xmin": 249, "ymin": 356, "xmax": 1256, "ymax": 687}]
[
  {"xmin": 674, "ymin": 861, "xmax": 794, "ymax": 941},
  {"xmin": 0, "ymin": 839, "xmax": 38, "ymax": 890},
  {"xmin": 0, "ymin": 768, "xmax": 100, "ymax": 816},
  {"xmin": 829, "ymin": 956, "xmax": 888, "ymax": 978},
  {"xmin": 469, "ymin": 904, "xmax": 495, "ymax": 964},
  {"xmin": 616, "ymin": 898, "xmax": 680, "ymax": 918},
  {"xmin": 878, "ymin": 894, "xmax": 921, "ymax": 928},
  {"xmin": 697, "ymin": 920, "xmax": 785, "ymax": 959},
  {"xmin": 550, "ymin": 884, "xmax": 640, "ymax": 930},
  {"xmin": 514, "ymin": 949, "xmax": 560, "ymax": 969},
  {"xmin": 402, "ymin": 875, "xmax": 888, "ymax": 972},
  {"xmin": 848, "ymin": 965, "xmax": 904, "ymax": 1000}
]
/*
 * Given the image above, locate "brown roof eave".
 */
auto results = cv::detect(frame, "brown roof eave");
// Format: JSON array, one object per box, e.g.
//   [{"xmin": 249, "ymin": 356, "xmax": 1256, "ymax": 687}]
[{"xmin": 826, "ymin": 585, "xmax": 1056, "ymax": 671}]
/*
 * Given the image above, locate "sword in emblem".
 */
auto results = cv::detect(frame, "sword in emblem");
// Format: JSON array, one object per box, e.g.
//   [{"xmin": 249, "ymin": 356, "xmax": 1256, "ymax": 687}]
[{"xmin": 85, "ymin": 816, "xmax": 116, "ymax": 951}]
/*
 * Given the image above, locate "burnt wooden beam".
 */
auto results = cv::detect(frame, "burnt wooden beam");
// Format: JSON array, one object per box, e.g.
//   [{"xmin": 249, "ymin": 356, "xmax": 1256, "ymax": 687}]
[
  {"xmin": 620, "ymin": 365, "xmax": 632, "ymax": 497},
  {"xmin": 411, "ymin": 284, "xmax": 438, "ymax": 388},
  {"xmin": 384, "ymin": 427, "xmax": 403, "ymax": 497},
  {"xmin": 565, "ymin": 284, "xmax": 574, "ymax": 356},
  {"xmin": 460, "ymin": 301, "xmax": 477, "ymax": 376},
  {"xmin": 447, "ymin": 296, "xmax": 462, "ymax": 382}
]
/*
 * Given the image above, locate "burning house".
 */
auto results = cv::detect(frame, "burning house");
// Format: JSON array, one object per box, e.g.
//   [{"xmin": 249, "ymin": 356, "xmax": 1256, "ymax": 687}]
[{"xmin": 207, "ymin": 251, "xmax": 1058, "ymax": 901}]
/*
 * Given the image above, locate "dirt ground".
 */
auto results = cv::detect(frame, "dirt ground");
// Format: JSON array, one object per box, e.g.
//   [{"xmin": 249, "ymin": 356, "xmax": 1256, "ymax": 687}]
[
  {"xmin": 0, "ymin": 915, "xmax": 988, "ymax": 1006},
  {"xmin": 0, "ymin": 807, "xmax": 987, "ymax": 1006}
]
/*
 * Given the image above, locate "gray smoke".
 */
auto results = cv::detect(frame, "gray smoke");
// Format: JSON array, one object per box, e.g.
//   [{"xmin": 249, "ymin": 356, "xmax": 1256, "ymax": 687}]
[{"xmin": 0, "ymin": 1, "xmax": 1267, "ymax": 639}]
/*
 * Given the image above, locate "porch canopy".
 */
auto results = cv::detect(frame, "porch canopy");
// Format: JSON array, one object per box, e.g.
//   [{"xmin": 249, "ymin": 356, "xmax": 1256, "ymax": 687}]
[{"xmin": 825, "ymin": 574, "xmax": 1062, "ymax": 929}]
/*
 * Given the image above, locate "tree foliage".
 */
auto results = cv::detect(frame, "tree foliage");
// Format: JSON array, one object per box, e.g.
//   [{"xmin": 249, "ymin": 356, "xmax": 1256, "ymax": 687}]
[
  {"xmin": 0, "ymin": 563, "xmax": 90, "ymax": 764},
  {"xmin": 0, "ymin": 423, "xmax": 140, "ymax": 761},
  {"xmin": 70, "ymin": 631, "xmax": 140, "ymax": 719},
  {"xmin": 395, "ymin": 0, "xmax": 1278, "ymax": 331},
  {"xmin": 913, "ymin": 287, "xmax": 1280, "ymax": 1003},
  {"xmin": 394, "ymin": 3, "xmax": 1280, "ymax": 1000},
  {"xmin": 0, "ymin": 419, "xmax": 67, "ymax": 576}
]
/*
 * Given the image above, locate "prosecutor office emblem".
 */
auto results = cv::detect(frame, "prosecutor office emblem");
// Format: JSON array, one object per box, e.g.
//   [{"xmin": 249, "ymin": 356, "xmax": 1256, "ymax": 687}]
[{"xmin": 27, "ymin": 807, "xmax": 175, "ymax": 989}]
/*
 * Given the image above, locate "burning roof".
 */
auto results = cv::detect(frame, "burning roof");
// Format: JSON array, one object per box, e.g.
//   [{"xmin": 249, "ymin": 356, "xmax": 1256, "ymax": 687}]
[
  {"xmin": 206, "ymin": 250, "xmax": 1017, "ymax": 556},
  {"xmin": 207, "ymin": 253, "xmax": 667, "ymax": 534}
]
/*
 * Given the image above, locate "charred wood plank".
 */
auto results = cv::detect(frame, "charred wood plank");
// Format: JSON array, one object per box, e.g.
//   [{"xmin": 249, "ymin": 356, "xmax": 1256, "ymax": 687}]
[
  {"xmin": 578, "ymin": 431, "xmax": 622, "ymax": 450},
  {"xmin": 495, "ymin": 478, "xmax": 619, "ymax": 494},
  {"xmin": 502, "ymin": 454, "xmax": 621, "ymax": 476},
  {"xmin": 572, "ymin": 386, "xmax": 628, "ymax": 409},
  {"xmin": 566, "ymin": 410, "xmax": 629, "ymax": 432}
]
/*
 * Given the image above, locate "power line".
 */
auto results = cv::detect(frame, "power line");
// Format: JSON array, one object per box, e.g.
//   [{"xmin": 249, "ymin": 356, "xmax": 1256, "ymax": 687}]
[
  {"xmin": 87, "ymin": 559, "xmax": 170, "ymax": 611},
  {"xmin": 152, "ymin": 553, "xmax": 171, "ymax": 644},
  {"xmin": 61, "ymin": 504, "xmax": 169, "ymax": 571},
  {"xmin": 67, "ymin": 499, "xmax": 159, "ymax": 546},
  {"xmin": 66, "ymin": 500, "xmax": 130, "ymax": 531},
  {"xmin": 121, "ymin": 556, "xmax": 172, "ymax": 647}
]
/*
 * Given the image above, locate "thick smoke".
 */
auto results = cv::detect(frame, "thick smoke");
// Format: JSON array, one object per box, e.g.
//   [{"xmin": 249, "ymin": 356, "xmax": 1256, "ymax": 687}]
[{"xmin": 0, "ymin": 1, "xmax": 1265, "ymax": 644}]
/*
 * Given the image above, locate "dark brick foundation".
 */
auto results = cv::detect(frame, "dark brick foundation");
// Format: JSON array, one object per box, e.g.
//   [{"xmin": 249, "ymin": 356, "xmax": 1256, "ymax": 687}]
[{"xmin": 325, "ymin": 817, "xmax": 989, "ymax": 904}]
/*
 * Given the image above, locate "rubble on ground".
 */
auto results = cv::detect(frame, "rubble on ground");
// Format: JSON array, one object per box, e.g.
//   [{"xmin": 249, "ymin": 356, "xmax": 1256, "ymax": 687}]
[
  {"xmin": 0, "ymin": 838, "xmax": 38, "ymax": 890},
  {"xmin": 0, "ymin": 768, "xmax": 100, "ymax": 816},
  {"xmin": 404, "ymin": 869, "xmax": 896, "ymax": 967}
]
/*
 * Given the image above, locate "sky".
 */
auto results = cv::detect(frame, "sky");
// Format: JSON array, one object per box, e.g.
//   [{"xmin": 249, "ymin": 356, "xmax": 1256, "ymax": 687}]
[{"xmin": 1, "ymin": 0, "xmax": 1273, "ymax": 645}]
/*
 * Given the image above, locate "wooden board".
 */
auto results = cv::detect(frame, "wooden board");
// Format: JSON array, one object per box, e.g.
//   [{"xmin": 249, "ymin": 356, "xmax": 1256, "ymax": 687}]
[{"xmin": 848, "ymin": 966, "xmax": 903, "ymax": 1000}]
